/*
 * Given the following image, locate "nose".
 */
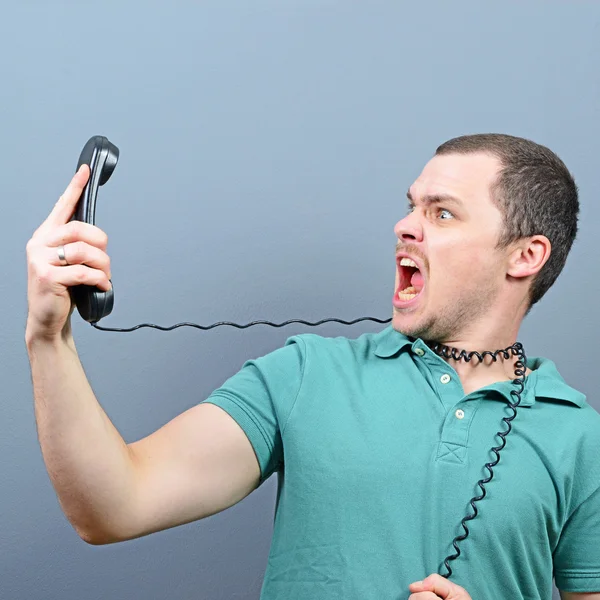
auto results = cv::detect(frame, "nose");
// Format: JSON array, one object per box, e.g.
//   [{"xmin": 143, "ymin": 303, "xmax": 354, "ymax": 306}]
[{"xmin": 394, "ymin": 212, "xmax": 423, "ymax": 243}]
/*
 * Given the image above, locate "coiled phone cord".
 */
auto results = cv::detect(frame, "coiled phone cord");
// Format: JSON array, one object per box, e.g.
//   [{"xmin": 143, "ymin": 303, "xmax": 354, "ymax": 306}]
[
  {"xmin": 91, "ymin": 315, "xmax": 527, "ymax": 581},
  {"xmin": 425, "ymin": 339, "xmax": 528, "ymax": 579}
]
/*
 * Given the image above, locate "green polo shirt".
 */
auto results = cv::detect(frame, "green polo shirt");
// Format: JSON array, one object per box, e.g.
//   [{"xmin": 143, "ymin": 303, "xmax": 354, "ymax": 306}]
[{"xmin": 201, "ymin": 326, "xmax": 600, "ymax": 599}]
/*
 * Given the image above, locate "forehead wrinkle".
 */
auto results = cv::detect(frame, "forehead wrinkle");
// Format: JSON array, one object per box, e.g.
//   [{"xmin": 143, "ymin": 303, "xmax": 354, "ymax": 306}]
[{"xmin": 406, "ymin": 189, "xmax": 464, "ymax": 207}]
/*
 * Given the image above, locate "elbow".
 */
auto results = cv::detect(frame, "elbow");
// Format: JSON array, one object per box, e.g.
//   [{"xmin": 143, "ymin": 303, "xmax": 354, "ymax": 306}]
[
  {"xmin": 76, "ymin": 525, "xmax": 122, "ymax": 546},
  {"xmin": 80, "ymin": 532, "xmax": 106, "ymax": 546},
  {"xmin": 77, "ymin": 529, "xmax": 105, "ymax": 545}
]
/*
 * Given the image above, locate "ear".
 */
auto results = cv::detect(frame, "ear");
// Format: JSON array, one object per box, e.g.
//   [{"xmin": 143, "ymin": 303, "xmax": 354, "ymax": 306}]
[{"xmin": 506, "ymin": 235, "xmax": 552, "ymax": 280}]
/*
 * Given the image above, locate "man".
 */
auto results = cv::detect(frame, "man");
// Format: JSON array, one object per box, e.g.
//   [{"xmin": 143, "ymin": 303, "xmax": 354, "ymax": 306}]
[{"xmin": 25, "ymin": 133, "xmax": 600, "ymax": 599}]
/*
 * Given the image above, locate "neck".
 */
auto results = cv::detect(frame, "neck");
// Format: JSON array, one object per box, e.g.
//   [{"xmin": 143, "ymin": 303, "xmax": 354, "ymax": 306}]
[
  {"xmin": 429, "ymin": 297, "xmax": 532, "ymax": 393},
  {"xmin": 424, "ymin": 336, "xmax": 530, "ymax": 396}
]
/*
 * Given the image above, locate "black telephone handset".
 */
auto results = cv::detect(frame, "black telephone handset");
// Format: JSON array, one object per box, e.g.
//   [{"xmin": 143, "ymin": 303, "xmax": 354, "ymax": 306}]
[{"xmin": 70, "ymin": 135, "xmax": 119, "ymax": 323}]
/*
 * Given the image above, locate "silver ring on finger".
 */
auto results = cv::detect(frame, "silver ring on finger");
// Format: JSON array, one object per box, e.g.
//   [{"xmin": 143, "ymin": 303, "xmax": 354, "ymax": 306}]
[{"xmin": 57, "ymin": 244, "xmax": 69, "ymax": 266}]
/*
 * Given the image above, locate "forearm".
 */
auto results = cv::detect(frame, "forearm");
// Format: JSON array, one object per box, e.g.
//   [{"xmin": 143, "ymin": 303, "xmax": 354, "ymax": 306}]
[{"xmin": 26, "ymin": 331, "xmax": 137, "ymax": 543}]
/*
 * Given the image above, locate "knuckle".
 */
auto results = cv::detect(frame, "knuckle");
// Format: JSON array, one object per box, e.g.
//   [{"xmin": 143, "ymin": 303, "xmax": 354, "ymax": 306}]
[
  {"xmin": 25, "ymin": 238, "xmax": 37, "ymax": 256},
  {"xmin": 74, "ymin": 267, "xmax": 87, "ymax": 283},
  {"xmin": 28, "ymin": 255, "xmax": 43, "ymax": 273},
  {"xmin": 73, "ymin": 240, "xmax": 87, "ymax": 257},
  {"xmin": 35, "ymin": 265, "xmax": 52, "ymax": 284},
  {"xmin": 75, "ymin": 220, "xmax": 90, "ymax": 239},
  {"xmin": 66, "ymin": 220, "xmax": 81, "ymax": 239},
  {"xmin": 74, "ymin": 220, "xmax": 86, "ymax": 238},
  {"xmin": 26, "ymin": 232, "xmax": 44, "ymax": 252}
]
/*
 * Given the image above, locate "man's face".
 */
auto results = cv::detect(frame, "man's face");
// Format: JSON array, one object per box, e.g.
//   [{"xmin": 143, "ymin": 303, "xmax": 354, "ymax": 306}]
[{"xmin": 393, "ymin": 151, "xmax": 508, "ymax": 343}]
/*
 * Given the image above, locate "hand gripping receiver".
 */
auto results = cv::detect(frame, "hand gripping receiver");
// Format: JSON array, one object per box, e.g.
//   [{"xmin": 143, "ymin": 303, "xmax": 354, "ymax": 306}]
[{"xmin": 70, "ymin": 135, "xmax": 119, "ymax": 323}]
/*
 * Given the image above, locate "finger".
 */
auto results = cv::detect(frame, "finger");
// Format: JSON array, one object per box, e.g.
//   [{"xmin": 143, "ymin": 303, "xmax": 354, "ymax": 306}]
[
  {"xmin": 48, "ymin": 263, "xmax": 113, "ymax": 292},
  {"xmin": 409, "ymin": 583, "xmax": 439, "ymax": 598},
  {"xmin": 47, "ymin": 241, "xmax": 111, "ymax": 277},
  {"xmin": 43, "ymin": 164, "xmax": 90, "ymax": 230},
  {"xmin": 409, "ymin": 574, "xmax": 453, "ymax": 599},
  {"xmin": 45, "ymin": 220, "xmax": 109, "ymax": 252}
]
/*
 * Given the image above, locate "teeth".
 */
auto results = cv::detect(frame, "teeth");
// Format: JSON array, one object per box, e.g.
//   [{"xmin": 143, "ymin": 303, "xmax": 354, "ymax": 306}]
[
  {"xmin": 398, "ymin": 286, "xmax": 419, "ymax": 301},
  {"xmin": 399, "ymin": 257, "xmax": 419, "ymax": 268}
]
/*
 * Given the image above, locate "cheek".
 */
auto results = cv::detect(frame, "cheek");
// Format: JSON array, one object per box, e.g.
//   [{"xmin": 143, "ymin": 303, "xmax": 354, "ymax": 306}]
[
  {"xmin": 432, "ymin": 256, "xmax": 481, "ymax": 292},
  {"xmin": 427, "ymin": 236, "xmax": 498, "ymax": 294},
  {"xmin": 447, "ymin": 255, "xmax": 495, "ymax": 291}
]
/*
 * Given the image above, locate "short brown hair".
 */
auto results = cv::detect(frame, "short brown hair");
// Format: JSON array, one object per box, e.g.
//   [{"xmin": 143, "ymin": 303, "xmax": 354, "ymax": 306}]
[{"xmin": 435, "ymin": 133, "xmax": 579, "ymax": 316}]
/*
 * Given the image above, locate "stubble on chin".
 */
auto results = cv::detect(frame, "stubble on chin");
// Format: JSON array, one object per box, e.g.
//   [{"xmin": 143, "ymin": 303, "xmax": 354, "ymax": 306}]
[{"xmin": 393, "ymin": 286, "xmax": 493, "ymax": 346}]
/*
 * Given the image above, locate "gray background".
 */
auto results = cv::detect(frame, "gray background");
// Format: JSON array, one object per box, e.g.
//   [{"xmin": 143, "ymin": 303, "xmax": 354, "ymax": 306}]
[{"xmin": 3, "ymin": 1, "xmax": 599, "ymax": 598}]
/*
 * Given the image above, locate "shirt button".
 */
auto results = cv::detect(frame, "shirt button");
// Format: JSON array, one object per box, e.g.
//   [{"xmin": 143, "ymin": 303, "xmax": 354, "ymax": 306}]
[
  {"xmin": 414, "ymin": 348, "xmax": 425, "ymax": 356},
  {"xmin": 455, "ymin": 409, "xmax": 465, "ymax": 420},
  {"xmin": 440, "ymin": 374, "xmax": 451, "ymax": 384}
]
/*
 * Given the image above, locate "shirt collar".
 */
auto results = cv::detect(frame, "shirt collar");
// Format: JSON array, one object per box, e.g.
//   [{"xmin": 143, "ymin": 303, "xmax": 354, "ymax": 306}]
[
  {"xmin": 373, "ymin": 325, "xmax": 414, "ymax": 358},
  {"xmin": 373, "ymin": 326, "xmax": 586, "ymax": 408}
]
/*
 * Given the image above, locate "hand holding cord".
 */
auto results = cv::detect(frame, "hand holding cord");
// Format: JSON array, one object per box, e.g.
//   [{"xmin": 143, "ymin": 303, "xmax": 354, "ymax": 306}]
[{"xmin": 63, "ymin": 135, "xmax": 528, "ymax": 581}]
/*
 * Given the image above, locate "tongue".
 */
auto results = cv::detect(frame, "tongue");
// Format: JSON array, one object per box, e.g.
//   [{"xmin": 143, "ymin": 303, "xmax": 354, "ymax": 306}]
[{"xmin": 411, "ymin": 270, "xmax": 424, "ymax": 292}]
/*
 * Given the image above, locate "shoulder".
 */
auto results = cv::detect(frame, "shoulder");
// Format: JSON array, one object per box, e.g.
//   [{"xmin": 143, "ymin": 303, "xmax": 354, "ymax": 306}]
[
  {"xmin": 566, "ymin": 402, "xmax": 600, "ymax": 447},
  {"xmin": 283, "ymin": 328, "xmax": 384, "ymax": 361},
  {"xmin": 545, "ymin": 401, "xmax": 600, "ymax": 506},
  {"xmin": 241, "ymin": 329, "xmax": 382, "ymax": 379}
]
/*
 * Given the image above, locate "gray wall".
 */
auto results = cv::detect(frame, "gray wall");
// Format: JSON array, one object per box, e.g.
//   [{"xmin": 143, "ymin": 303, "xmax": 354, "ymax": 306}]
[{"xmin": 3, "ymin": 2, "xmax": 599, "ymax": 598}]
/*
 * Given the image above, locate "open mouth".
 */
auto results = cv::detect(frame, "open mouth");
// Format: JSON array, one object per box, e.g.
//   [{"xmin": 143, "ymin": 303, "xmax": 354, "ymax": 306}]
[{"xmin": 395, "ymin": 257, "xmax": 425, "ymax": 305}]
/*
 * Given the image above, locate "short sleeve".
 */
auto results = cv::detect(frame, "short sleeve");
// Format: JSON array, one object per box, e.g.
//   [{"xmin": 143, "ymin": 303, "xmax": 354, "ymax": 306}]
[
  {"xmin": 553, "ymin": 484, "xmax": 600, "ymax": 592},
  {"xmin": 200, "ymin": 337, "xmax": 306, "ymax": 484}
]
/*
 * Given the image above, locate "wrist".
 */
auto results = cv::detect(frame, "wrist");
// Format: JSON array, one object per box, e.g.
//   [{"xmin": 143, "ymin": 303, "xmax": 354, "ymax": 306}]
[{"xmin": 25, "ymin": 323, "xmax": 75, "ymax": 353}]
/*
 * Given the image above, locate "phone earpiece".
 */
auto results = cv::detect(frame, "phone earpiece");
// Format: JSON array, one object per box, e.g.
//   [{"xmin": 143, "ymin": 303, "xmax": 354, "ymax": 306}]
[
  {"xmin": 99, "ymin": 141, "xmax": 119, "ymax": 185},
  {"xmin": 71, "ymin": 135, "xmax": 119, "ymax": 324}
]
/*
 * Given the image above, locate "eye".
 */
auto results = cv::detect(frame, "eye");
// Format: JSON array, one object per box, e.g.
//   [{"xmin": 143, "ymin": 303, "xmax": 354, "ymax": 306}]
[
  {"xmin": 438, "ymin": 208, "xmax": 454, "ymax": 220},
  {"xmin": 406, "ymin": 204, "xmax": 454, "ymax": 220}
]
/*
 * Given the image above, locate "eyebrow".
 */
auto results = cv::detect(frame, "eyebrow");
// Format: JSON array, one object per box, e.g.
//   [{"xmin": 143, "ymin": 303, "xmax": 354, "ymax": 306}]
[{"xmin": 406, "ymin": 190, "xmax": 464, "ymax": 207}]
